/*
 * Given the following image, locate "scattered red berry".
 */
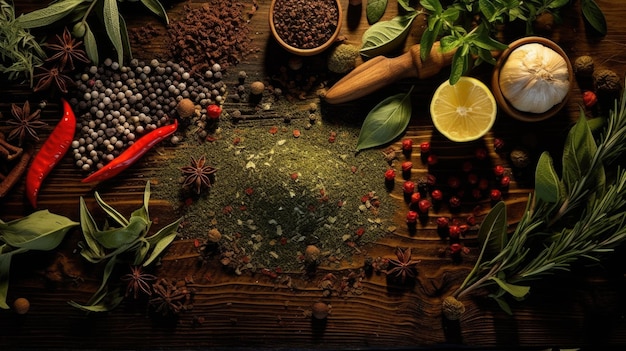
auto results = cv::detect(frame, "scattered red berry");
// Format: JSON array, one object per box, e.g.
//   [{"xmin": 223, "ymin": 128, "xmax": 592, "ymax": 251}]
[
  {"xmin": 478, "ymin": 178, "xmax": 489, "ymax": 190},
  {"xmin": 427, "ymin": 154, "xmax": 438, "ymax": 165},
  {"xmin": 448, "ymin": 225, "xmax": 461, "ymax": 239},
  {"xmin": 402, "ymin": 180, "xmax": 416, "ymax": 194},
  {"xmin": 410, "ymin": 192, "xmax": 421, "ymax": 205},
  {"xmin": 406, "ymin": 210, "xmax": 418, "ymax": 224},
  {"xmin": 418, "ymin": 199, "xmax": 432, "ymax": 213},
  {"xmin": 420, "ymin": 141, "xmax": 431, "ymax": 154},
  {"xmin": 475, "ymin": 147, "xmax": 488, "ymax": 160},
  {"xmin": 500, "ymin": 175, "xmax": 511, "ymax": 188},
  {"xmin": 467, "ymin": 173, "xmax": 478, "ymax": 185},
  {"xmin": 245, "ymin": 187, "xmax": 254, "ymax": 196},
  {"xmin": 401, "ymin": 161, "xmax": 413, "ymax": 172},
  {"xmin": 431, "ymin": 189, "xmax": 443, "ymax": 201},
  {"xmin": 494, "ymin": 164, "xmax": 505, "ymax": 177},
  {"xmin": 207, "ymin": 104, "xmax": 222, "ymax": 119},
  {"xmin": 466, "ymin": 215, "xmax": 476, "ymax": 226},
  {"xmin": 269, "ymin": 126, "xmax": 278, "ymax": 134},
  {"xmin": 582, "ymin": 90, "xmax": 597, "ymax": 108},
  {"xmin": 384, "ymin": 169, "xmax": 396, "ymax": 181},
  {"xmin": 447, "ymin": 176, "xmax": 461, "ymax": 189},
  {"xmin": 290, "ymin": 172, "xmax": 299, "ymax": 180},
  {"xmin": 494, "ymin": 138, "xmax": 505, "ymax": 152},
  {"xmin": 355, "ymin": 227, "xmax": 365, "ymax": 237},
  {"xmin": 402, "ymin": 139, "xmax": 413, "ymax": 151},
  {"xmin": 293, "ymin": 129, "xmax": 301, "ymax": 138},
  {"xmin": 450, "ymin": 243, "xmax": 463, "ymax": 255},
  {"xmin": 449, "ymin": 196, "xmax": 461, "ymax": 208},
  {"xmin": 436, "ymin": 217, "xmax": 449, "ymax": 228},
  {"xmin": 490, "ymin": 189, "xmax": 502, "ymax": 201}
]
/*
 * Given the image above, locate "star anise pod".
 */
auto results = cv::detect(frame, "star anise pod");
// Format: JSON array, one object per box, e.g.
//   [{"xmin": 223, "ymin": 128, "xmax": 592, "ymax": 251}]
[
  {"xmin": 181, "ymin": 155, "xmax": 217, "ymax": 194},
  {"xmin": 386, "ymin": 247, "xmax": 421, "ymax": 283},
  {"xmin": 6, "ymin": 100, "xmax": 47, "ymax": 146},
  {"xmin": 45, "ymin": 27, "xmax": 90, "ymax": 71},
  {"xmin": 33, "ymin": 66, "xmax": 74, "ymax": 94},
  {"xmin": 121, "ymin": 265, "xmax": 157, "ymax": 299}
]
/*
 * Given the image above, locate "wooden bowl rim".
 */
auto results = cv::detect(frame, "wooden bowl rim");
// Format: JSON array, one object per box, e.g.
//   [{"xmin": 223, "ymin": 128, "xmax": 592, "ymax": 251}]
[
  {"xmin": 269, "ymin": 0, "xmax": 343, "ymax": 56},
  {"xmin": 491, "ymin": 36, "xmax": 574, "ymax": 122}
]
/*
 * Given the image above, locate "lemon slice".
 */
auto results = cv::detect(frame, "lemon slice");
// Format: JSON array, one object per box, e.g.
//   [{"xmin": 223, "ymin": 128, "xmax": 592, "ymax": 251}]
[{"xmin": 430, "ymin": 77, "xmax": 497, "ymax": 142}]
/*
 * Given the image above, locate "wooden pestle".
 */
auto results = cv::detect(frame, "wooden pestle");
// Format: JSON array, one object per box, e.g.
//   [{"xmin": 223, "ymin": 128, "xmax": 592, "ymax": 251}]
[{"xmin": 324, "ymin": 42, "xmax": 456, "ymax": 104}]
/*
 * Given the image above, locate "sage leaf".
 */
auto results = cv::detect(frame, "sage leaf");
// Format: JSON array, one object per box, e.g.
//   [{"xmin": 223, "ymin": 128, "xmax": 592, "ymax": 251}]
[
  {"xmin": 356, "ymin": 87, "xmax": 414, "ymax": 151},
  {"xmin": 15, "ymin": 0, "xmax": 85, "ymax": 28},
  {"xmin": 0, "ymin": 210, "xmax": 78, "ymax": 251},
  {"xmin": 477, "ymin": 201, "xmax": 507, "ymax": 258},
  {"xmin": 119, "ymin": 15, "xmax": 133, "ymax": 62},
  {"xmin": 535, "ymin": 152, "xmax": 561, "ymax": 203},
  {"xmin": 131, "ymin": 182, "xmax": 151, "ymax": 223},
  {"xmin": 102, "ymin": 0, "xmax": 124, "ymax": 64},
  {"xmin": 79, "ymin": 196, "xmax": 105, "ymax": 258},
  {"xmin": 134, "ymin": 239, "xmax": 151, "ymax": 266},
  {"xmin": 562, "ymin": 111, "xmax": 604, "ymax": 195},
  {"xmin": 360, "ymin": 12, "xmax": 418, "ymax": 58},
  {"xmin": 95, "ymin": 191, "xmax": 129, "ymax": 227},
  {"xmin": 581, "ymin": 0, "xmax": 607, "ymax": 35},
  {"xmin": 83, "ymin": 22, "xmax": 99, "ymax": 66},
  {"xmin": 490, "ymin": 276, "xmax": 530, "ymax": 298},
  {"xmin": 143, "ymin": 217, "xmax": 182, "ymax": 266},
  {"xmin": 490, "ymin": 293, "xmax": 513, "ymax": 315},
  {"xmin": 93, "ymin": 216, "xmax": 148, "ymax": 249},
  {"xmin": 366, "ymin": 0, "xmax": 388, "ymax": 24},
  {"xmin": 140, "ymin": 0, "xmax": 169, "ymax": 24}
]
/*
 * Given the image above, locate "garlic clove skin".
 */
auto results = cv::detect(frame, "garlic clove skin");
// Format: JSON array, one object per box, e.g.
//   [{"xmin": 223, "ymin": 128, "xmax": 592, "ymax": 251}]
[{"xmin": 499, "ymin": 43, "xmax": 570, "ymax": 114}]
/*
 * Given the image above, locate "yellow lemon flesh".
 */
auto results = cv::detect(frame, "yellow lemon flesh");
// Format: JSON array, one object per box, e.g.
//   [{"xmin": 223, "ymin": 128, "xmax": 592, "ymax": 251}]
[{"xmin": 430, "ymin": 77, "xmax": 497, "ymax": 142}]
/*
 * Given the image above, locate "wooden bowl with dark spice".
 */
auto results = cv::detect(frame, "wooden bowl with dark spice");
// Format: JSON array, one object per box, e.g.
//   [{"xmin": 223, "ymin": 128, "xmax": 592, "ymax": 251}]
[{"xmin": 269, "ymin": 0, "xmax": 342, "ymax": 56}]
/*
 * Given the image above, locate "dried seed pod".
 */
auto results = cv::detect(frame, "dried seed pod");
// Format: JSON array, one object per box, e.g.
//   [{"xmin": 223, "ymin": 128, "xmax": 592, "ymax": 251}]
[
  {"xmin": 176, "ymin": 98, "xmax": 196, "ymax": 118},
  {"xmin": 574, "ymin": 55, "xmax": 594, "ymax": 77},
  {"xmin": 593, "ymin": 69, "xmax": 621, "ymax": 93}
]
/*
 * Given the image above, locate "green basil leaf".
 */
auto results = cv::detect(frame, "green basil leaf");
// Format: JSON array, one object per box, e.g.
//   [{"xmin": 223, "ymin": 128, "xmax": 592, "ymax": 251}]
[
  {"xmin": 80, "ymin": 196, "xmax": 105, "ymax": 258},
  {"xmin": 102, "ymin": 0, "xmax": 124, "ymax": 64},
  {"xmin": 15, "ymin": 0, "xmax": 85, "ymax": 28},
  {"xmin": 397, "ymin": 0, "xmax": 414, "ymax": 13},
  {"xmin": 477, "ymin": 201, "xmax": 508, "ymax": 260},
  {"xmin": 83, "ymin": 22, "xmax": 99, "ymax": 66},
  {"xmin": 420, "ymin": 19, "xmax": 441, "ymax": 61},
  {"xmin": 143, "ymin": 217, "xmax": 182, "ymax": 266},
  {"xmin": 93, "ymin": 216, "xmax": 148, "ymax": 249},
  {"xmin": 547, "ymin": 0, "xmax": 570, "ymax": 9},
  {"xmin": 562, "ymin": 110, "xmax": 604, "ymax": 194},
  {"xmin": 360, "ymin": 12, "xmax": 418, "ymax": 58},
  {"xmin": 366, "ymin": 0, "xmax": 388, "ymax": 24},
  {"xmin": 535, "ymin": 152, "xmax": 561, "ymax": 203},
  {"xmin": 95, "ymin": 191, "xmax": 129, "ymax": 227},
  {"xmin": 490, "ymin": 276, "xmax": 530, "ymax": 298},
  {"xmin": 448, "ymin": 48, "xmax": 467, "ymax": 85},
  {"xmin": 478, "ymin": 0, "xmax": 497, "ymax": 21},
  {"xmin": 356, "ymin": 87, "xmax": 414, "ymax": 151},
  {"xmin": 419, "ymin": 0, "xmax": 442, "ymax": 12},
  {"xmin": 140, "ymin": 0, "xmax": 169, "ymax": 25},
  {"xmin": 0, "ymin": 210, "xmax": 77, "ymax": 250},
  {"xmin": 581, "ymin": 0, "xmax": 607, "ymax": 35}
]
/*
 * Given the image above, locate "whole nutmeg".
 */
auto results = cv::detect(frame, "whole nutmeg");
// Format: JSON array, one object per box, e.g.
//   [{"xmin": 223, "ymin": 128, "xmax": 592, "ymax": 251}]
[
  {"xmin": 311, "ymin": 301, "xmax": 331, "ymax": 319},
  {"xmin": 593, "ymin": 69, "xmax": 621, "ymax": 93},
  {"xmin": 207, "ymin": 228, "xmax": 222, "ymax": 243},
  {"xmin": 442, "ymin": 296, "xmax": 465, "ymax": 320},
  {"xmin": 250, "ymin": 81, "xmax": 265, "ymax": 95},
  {"xmin": 510, "ymin": 147, "xmax": 531, "ymax": 168},
  {"xmin": 13, "ymin": 297, "xmax": 30, "ymax": 315},
  {"xmin": 304, "ymin": 245, "xmax": 321, "ymax": 262},
  {"xmin": 176, "ymin": 98, "xmax": 196, "ymax": 119},
  {"xmin": 574, "ymin": 55, "xmax": 594, "ymax": 77},
  {"xmin": 327, "ymin": 43, "xmax": 359, "ymax": 74}
]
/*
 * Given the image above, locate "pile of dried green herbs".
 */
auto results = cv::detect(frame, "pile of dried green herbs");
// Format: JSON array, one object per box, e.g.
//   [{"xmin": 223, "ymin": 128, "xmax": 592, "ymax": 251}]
[
  {"xmin": 154, "ymin": 110, "xmax": 397, "ymax": 273},
  {"xmin": 444, "ymin": 83, "xmax": 626, "ymax": 319}
]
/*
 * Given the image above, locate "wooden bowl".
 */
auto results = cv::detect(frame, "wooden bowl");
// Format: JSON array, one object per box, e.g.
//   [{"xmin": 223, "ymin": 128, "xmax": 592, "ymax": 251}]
[
  {"xmin": 491, "ymin": 36, "xmax": 573, "ymax": 122},
  {"xmin": 269, "ymin": 0, "xmax": 342, "ymax": 56}
]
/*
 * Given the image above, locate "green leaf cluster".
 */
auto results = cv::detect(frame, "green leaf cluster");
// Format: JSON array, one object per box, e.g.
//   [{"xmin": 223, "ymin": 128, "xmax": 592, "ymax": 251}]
[
  {"xmin": 15, "ymin": 0, "xmax": 169, "ymax": 65},
  {"xmin": 0, "ymin": 210, "xmax": 78, "ymax": 309},
  {"xmin": 69, "ymin": 181, "xmax": 182, "ymax": 312},
  {"xmin": 453, "ymin": 83, "xmax": 626, "ymax": 315},
  {"xmin": 418, "ymin": 0, "xmax": 606, "ymax": 84},
  {"xmin": 0, "ymin": 0, "xmax": 46, "ymax": 87}
]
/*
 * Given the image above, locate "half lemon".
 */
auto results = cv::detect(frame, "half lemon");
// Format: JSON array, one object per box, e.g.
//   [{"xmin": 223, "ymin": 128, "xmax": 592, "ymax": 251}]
[{"xmin": 430, "ymin": 77, "xmax": 497, "ymax": 142}]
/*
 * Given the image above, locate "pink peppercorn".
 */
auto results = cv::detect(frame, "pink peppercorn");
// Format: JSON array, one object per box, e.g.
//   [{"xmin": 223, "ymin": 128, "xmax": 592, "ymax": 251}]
[
  {"xmin": 420, "ymin": 141, "xmax": 430, "ymax": 154},
  {"xmin": 406, "ymin": 211, "xmax": 418, "ymax": 223},
  {"xmin": 436, "ymin": 216, "xmax": 449, "ymax": 228},
  {"xmin": 431, "ymin": 189, "xmax": 443, "ymax": 201},
  {"xmin": 418, "ymin": 199, "xmax": 432, "ymax": 213},
  {"xmin": 403, "ymin": 181, "xmax": 416, "ymax": 194},
  {"xmin": 401, "ymin": 161, "xmax": 413, "ymax": 172},
  {"xmin": 384, "ymin": 169, "xmax": 396, "ymax": 181},
  {"xmin": 583, "ymin": 90, "xmax": 597, "ymax": 108},
  {"xmin": 475, "ymin": 147, "xmax": 488, "ymax": 160},
  {"xmin": 410, "ymin": 192, "xmax": 421, "ymax": 205},
  {"xmin": 494, "ymin": 138, "xmax": 505, "ymax": 152},
  {"xmin": 449, "ymin": 196, "xmax": 461, "ymax": 208},
  {"xmin": 490, "ymin": 189, "xmax": 502, "ymax": 201},
  {"xmin": 494, "ymin": 165, "xmax": 505, "ymax": 177},
  {"xmin": 448, "ymin": 225, "xmax": 461, "ymax": 239},
  {"xmin": 207, "ymin": 104, "xmax": 222, "ymax": 119},
  {"xmin": 402, "ymin": 139, "xmax": 413, "ymax": 151},
  {"xmin": 500, "ymin": 175, "xmax": 511, "ymax": 188},
  {"xmin": 450, "ymin": 243, "xmax": 463, "ymax": 255},
  {"xmin": 427, "ymin": 154, "xmax": 438, "ymax": 165}
]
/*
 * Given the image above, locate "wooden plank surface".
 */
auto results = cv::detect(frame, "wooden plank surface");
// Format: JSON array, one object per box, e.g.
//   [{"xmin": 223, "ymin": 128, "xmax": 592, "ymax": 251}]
[{"xmin": 2, "ymin": 0, "xmax": 626, "ymax": 349}]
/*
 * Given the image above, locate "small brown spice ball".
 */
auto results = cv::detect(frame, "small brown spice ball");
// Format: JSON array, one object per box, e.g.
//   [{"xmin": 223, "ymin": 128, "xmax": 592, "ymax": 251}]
[
  {"xmin": 327, "ymin": 43, "xmax": 359, "ymax": 74},
  {"xmin": 510, "ymin": 148, "xmax": 531, "ymax": 168},
  {"xmin": 207, "ymin": 228, "xmax": 222, "ymax": 243},
  {"xmin": 250, "ymin": 81, "xmax": 265, "ymax": 95},
  {"xmin": 13, "ymin": 297, "xmax": 30, "ymax": 315},
  {"xmin": 176, "ymin": 98, "xmax": 196, "ymax": 119},
  {"xmin": 311, "ymin": 301, "xmax": 331, "ymax": 319},
  {"xmin": 442, "ymin": 296, "xmax": 465, "ymax": 320},
  {"xmin": 593, "ymin": 69, "xmax": 622, "ymax": 93},
  {"xmin": 574, "ymin": 55, "xmax": 594, "ymax": 77},
  {"xmin": 304, "ymin": 245, "xmax": 321, "ymax": 262}
]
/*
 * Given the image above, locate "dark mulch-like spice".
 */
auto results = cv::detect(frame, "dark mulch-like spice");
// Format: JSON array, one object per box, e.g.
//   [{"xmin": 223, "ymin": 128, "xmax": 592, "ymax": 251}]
[
  {"xmin": 167, "ymin": 0, "xmax": 258, "ymax": 74},
  {"xmin": 272, "ymin": 0, "xmax": 339, "ymax": 49}
]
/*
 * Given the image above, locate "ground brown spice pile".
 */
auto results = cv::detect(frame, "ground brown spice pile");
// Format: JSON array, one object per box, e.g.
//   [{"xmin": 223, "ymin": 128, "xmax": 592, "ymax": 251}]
[{"xmin": 167, "ymin": 0, "xmax": 257, "ymax": 74}]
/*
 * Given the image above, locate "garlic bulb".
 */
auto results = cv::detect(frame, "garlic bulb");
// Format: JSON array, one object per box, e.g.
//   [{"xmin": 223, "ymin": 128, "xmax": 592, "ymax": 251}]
[{"xmin": 499, "ymin": 43, "xmax": 570, "ymax": 114}]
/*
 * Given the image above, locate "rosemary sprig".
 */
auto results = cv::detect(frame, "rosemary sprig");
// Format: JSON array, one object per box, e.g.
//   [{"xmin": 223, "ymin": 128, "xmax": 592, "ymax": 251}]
[
  {"xmin": 0, "ymin": 0, "xmax": 46, "ymax": 87},
  {"xmin": 445, "ymin": 83, "xmax": 626, "ymax": 318}
]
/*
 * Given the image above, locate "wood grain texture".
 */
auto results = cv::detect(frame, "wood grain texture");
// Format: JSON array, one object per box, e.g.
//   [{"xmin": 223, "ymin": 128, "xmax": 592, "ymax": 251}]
[{"xmin": 2, "ymin": 0, "xmax": 626, "ymax": 349}]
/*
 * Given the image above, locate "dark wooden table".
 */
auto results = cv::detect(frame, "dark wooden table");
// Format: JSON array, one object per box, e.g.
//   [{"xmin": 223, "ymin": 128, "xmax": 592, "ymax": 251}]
[{"xmin": 2, "ymin": 0, "xmax": 626, "ymax": 349}]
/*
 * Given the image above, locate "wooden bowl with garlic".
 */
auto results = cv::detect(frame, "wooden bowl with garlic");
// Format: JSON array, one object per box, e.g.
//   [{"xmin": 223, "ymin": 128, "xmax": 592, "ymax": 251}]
[{"xmin": 491, "ymin": 36, "xmax": 573, "ymax": 122}]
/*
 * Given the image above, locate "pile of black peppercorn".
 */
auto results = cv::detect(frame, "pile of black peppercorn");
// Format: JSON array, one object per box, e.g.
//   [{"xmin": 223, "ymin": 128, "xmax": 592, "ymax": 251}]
[{"xmin": 69, "ymin": 58, "xmax": 226, "ymax": 173}]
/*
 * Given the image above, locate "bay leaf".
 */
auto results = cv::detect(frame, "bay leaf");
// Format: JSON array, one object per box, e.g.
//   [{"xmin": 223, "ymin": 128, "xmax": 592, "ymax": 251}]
[
  {"xmin": 0, "ymin": 210, "xmax": 78, "ymax": 251},
  {"xmin": 15, "ymin": 0, "xmax": 86, "ymax": 28},
  {"xmin": 360, "ymin": 12, "xmax": 418, "ymax": 58},
  {"xmin": 102, "ymin": 0, "xmax": 124, "ymax": 64},
  {"xmin": 140, "ymin": 0, "xmax": 169, "ymax": 24},
  {"xmin": 535, "ymin": 152, "xmax": 561, "ymax": 203},
  {"xmin": 366, "ymin": 0, "xmax": 388, "ymax": 24},
  {"xmin": 356, "ymin": 87, "xmax": 413, "ymax": 151},
  {"xmin": 581, "ymin": 0, "xmax": 607, "ymax": 35}
]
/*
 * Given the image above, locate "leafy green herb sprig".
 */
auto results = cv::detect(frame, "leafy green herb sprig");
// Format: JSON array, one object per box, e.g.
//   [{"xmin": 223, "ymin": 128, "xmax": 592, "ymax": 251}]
[
  {"xmin": 445, "ymin": 84, "xmax": 626, "ymax": 317},
  {"xmin": 0, "ymin": 0, "xmax": 46, "ymax": 87},
  {"xmin": 69, "ymin": 182, "xmax": 181, "ymax": 312},
  {"xmin": 16, "ymin": 0, "xmax": 169, "ymax": 66},
  {"xmin": 0, "ymin": 210, "xmax": 78, "ymax": 309}
]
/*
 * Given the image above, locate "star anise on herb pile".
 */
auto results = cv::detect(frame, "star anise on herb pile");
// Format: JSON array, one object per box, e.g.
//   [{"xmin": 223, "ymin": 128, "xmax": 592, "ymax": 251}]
[
  {"xmin": 149, "ymin": 279, "xmax": 192, "ymax": 316},
  {"xmin": 45, "ymin": 27, "xmax": 90, "ymax": 71},
  {"xmin": 33, "ymin": 66, "xmax": 73, "ymax": 94},
  {"xmin": 386, "ymin": 247, "xmax": 420, "ymax": 283},
  {"xmin": 121, "ymin": 265, "xmax": 157, "ymax": 299},
  {"xmin": 180, "ymin": 155, "xmax": 217, "ymax": 194},
  {"xmin": 6, "ymin": 100, "xmax": 46, "ymax": 146}
]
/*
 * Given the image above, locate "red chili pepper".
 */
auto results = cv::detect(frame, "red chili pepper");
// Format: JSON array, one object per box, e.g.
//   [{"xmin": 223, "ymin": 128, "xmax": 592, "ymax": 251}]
[
  {"xmin": 25, "ymin": 98, "xmax": 76, "ymax": 208},
  {"xmin": 82, "ymin": 119, "xmax": 178, "ymax": 183}
]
